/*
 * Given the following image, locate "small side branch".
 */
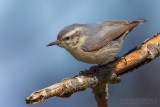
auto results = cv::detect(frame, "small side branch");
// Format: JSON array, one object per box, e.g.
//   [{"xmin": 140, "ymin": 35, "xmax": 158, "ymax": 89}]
[
  {"xmin": 26, "ymin": 33, "xmax": 160, "ymax": 105},
  {"xmin": 25, "ymin": 76, "xmax": 98, "ymax": 104}
]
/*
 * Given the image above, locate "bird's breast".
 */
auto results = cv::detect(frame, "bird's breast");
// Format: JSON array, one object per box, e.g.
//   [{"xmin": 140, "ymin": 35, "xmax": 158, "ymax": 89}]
[{"xmin": 66, "ymin": 40, "xmax": 122, "ymax": 64}]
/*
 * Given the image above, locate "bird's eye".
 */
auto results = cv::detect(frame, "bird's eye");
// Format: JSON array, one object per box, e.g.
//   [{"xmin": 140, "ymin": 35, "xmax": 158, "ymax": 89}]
[{"xmin": 65, "ymin": 37, "xmax": 70, "ymax": 40}]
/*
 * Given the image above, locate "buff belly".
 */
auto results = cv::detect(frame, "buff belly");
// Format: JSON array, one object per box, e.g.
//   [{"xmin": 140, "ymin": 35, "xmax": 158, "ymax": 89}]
[{"xmin": 67, "ymin": 40, "xmax": 122, "ymax": 64}]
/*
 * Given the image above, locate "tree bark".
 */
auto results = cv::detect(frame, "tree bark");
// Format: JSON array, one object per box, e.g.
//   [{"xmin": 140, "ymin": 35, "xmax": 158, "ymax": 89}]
[{"xmin": 26, "ymin": 33, "xmax": 160, "ymax": 107}]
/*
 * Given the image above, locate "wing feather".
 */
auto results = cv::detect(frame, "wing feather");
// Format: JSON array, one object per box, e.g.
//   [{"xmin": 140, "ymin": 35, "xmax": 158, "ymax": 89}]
[{"xmin": 81, "ymin": 19, "xmax": 146, "ymax": 52}]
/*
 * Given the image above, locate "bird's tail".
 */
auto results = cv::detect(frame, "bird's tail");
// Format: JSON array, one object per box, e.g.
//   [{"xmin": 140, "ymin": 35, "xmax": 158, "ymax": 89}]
[{"xmin": 134, "ymin": 19, "xmax": 147, "ymax": 25}]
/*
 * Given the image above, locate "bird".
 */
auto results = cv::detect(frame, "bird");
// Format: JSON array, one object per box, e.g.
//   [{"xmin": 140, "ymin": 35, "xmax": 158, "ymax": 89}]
[{"xmin": 47, "ymin": 19, "xmax": 146, "ymax": 64}]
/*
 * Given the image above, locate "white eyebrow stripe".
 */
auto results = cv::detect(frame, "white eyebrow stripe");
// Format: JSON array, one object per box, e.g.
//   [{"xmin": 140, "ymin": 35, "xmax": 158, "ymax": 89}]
[{"xmin": 64, "ymin": 27, "xmax": 81, "ymax": 37}]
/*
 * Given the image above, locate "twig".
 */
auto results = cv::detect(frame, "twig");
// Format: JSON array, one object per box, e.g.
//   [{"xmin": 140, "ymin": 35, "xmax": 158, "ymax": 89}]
[{"xmin": 25, "ymin": 33, "xmax": 160, "ymax": 106}]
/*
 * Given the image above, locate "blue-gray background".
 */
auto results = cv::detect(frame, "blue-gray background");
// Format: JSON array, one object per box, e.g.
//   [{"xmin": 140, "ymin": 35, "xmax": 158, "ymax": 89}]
[{"xmin": 0, "ymin": 0, "xmax": 160, "ymax": 107}]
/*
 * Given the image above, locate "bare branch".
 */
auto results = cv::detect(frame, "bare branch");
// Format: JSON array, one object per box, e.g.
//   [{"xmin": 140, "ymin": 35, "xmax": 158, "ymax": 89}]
[
  {"xmin": 26, "ymin": 33, "xmax": 160, "ymax": 105},
  {"xmin": 25, "ymin": 76, "xmax": 98, "ymax": 104},
  {"xmin": 97, "ymin": 100, "xmax": 108, "ymax": 107},
  {"xmin": 93, "ymin": 84, "xmax": 109, "ymax": 107}
]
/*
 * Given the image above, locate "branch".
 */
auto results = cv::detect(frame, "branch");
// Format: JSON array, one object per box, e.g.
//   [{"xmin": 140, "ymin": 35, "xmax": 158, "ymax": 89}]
[{"xmin": 26, "ymin": 33, "xmax": 160, "ymax": 105}]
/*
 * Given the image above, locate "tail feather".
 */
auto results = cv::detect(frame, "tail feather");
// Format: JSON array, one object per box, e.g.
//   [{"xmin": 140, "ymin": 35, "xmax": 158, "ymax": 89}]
[{"xmin": 134, "ymin": 19, "xmax": 147, "ymax": 24}]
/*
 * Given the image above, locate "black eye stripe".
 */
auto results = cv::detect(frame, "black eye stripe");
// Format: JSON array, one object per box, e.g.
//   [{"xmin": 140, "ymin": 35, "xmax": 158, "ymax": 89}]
[
  {"xmin": 62, "ymin": 31, "xmax": 79, "ymax": 41},
  {"xmin": 66, "ymin": 37, "xmax": 70, "ymax": 40},
  {"xmin": 62, "ymin": 37, "xmax": 70, "ymax": 40}
]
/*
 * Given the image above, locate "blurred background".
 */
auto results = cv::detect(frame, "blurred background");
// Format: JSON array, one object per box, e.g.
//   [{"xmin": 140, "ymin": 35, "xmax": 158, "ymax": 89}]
[{"xmin": 0, "ymin": 0, "xmax": 160, "ymax": 107}]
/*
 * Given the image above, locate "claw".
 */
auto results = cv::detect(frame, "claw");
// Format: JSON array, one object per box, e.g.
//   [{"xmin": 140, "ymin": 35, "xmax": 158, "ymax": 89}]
[{"xmin": 115, "ymin": 56, "xmax": 127, "ymax": 65}]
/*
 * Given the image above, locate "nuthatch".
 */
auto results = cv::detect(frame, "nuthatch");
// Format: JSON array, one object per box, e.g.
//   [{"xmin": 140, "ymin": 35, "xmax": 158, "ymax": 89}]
[{"xmin": 47, "ymin": 19, "xmax": 146, "ymax": 64}]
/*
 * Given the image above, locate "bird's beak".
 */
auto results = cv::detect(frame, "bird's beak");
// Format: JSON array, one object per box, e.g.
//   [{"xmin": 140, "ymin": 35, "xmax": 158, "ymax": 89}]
[{"xmin": 47, "ymin": 41, "xmax": 59, "ymax": 46}]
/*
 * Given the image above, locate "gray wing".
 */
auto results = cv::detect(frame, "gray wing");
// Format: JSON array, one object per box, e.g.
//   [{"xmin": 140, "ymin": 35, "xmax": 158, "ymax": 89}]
[{"xmin": 81, "ymin": 19, "xmax": 146, "ymax": 52}]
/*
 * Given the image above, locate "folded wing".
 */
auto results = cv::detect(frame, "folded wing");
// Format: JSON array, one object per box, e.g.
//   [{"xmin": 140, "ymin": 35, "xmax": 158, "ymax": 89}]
[{"xmin": 81, "ymin": 19, "xmax": 146, "ymax": 52}]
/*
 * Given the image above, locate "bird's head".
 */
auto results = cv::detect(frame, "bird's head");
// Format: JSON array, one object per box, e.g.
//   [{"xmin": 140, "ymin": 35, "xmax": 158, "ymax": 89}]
[{"xmin": 47, "ymin": 24, "xmax": 84, "ymax": 50}]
